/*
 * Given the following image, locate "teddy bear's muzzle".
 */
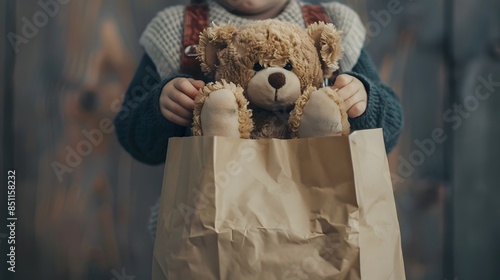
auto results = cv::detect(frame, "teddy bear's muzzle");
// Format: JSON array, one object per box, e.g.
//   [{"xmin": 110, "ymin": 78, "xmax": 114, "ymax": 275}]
[{"xmin": 247, "ymin": 68, "xmax": 301, "ymax": 111}]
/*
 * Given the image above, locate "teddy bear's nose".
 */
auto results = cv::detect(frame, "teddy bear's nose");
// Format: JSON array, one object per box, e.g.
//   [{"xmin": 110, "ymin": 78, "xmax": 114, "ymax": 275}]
[{"xmin": 268, "ymin": 72, "xmax": 286, "ymax": 90}]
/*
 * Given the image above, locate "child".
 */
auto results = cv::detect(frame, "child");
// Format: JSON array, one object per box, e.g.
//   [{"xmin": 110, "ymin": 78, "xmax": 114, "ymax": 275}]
[{"xmin": 114, "ymin": 0, "xmax": 403, "ymax": 239}]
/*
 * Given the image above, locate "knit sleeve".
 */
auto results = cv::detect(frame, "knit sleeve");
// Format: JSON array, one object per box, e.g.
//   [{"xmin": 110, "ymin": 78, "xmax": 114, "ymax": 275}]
[
  {"xmin": 321, "ymin": 2, "xmax": 366, "ymax": 72},
  {"xmin": 114, "ymin": 54, "xmax": 192, "ymax": 165},
  {"xmin": 139, "ymin": 5, "xmax": 185, "ymax": 79},
  {"xmin": 344, "ymin": 49, "xmax": 404, "ymax": 153}
]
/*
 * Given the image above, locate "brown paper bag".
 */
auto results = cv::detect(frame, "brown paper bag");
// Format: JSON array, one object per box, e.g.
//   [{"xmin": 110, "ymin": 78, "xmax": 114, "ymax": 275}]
[{"xmin": 152, "ymin": 128, "xmax": 405, "ymax": 280}]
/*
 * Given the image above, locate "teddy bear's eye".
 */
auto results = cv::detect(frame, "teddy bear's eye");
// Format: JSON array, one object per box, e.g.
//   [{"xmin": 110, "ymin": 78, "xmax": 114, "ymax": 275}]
[
  {"xmin": 284, "ymin": 62, "xmax": 293, "ymax": 71},
  {"xmin": 253, "ymin": 63, "xmax": 264, "ymax": 71}
]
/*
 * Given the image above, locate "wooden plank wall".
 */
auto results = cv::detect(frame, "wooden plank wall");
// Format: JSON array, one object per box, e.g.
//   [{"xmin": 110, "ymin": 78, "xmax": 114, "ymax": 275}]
[
  {"xmin": 452, "ymin": 0, "xmax": 500, "ymax": 279},
  {"xmin": 7, "ymin": 0, "xmax": 500, "ymax": 279}
]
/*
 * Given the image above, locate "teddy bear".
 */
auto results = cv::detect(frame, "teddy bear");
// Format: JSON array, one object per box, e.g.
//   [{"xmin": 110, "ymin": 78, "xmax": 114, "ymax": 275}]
[{"xmin": 192, "ymin": 19, "xmax": 350, "ymax": 139}]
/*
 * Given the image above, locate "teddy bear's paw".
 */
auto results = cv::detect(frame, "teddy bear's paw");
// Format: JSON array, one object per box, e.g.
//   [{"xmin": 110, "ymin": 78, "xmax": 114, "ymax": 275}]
[
  {"xmin": 192, "ymin": 81, "xmax": 253, "ymax": 138},
  {"xmin": 289, "ymin": 87, "xmax": 350, "ymax": 138}
]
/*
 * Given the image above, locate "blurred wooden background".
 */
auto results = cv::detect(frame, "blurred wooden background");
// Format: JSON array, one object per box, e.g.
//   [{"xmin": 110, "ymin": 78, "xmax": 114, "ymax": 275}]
[{"xmin": 1, "ymin": 0, "xmax": 499, "ymax": 279}]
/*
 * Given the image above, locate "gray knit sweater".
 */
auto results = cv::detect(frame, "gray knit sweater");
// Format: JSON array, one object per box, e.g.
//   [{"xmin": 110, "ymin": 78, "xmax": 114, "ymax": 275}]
[{"xmin": 140, "ymin": 0, "xmax": 366, "ymax": 78}]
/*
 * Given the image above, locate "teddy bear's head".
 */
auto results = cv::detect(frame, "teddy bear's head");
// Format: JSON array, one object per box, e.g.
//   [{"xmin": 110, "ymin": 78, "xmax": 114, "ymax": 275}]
[{"xmin": 197, "ymin": 20, "xmax": 343, "ymax": 111}]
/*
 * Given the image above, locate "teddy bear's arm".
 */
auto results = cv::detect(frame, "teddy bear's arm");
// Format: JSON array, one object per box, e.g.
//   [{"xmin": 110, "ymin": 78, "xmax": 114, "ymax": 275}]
[
  {"xmin": 192, "ymin": 81, "xmax": 254, "ymax": 138},
  {"xmin": 289, "ymin": 86, "xmax": 350, "ymax": 138}
]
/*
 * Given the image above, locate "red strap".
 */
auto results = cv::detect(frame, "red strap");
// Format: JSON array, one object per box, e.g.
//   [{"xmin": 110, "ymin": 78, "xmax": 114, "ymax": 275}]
[
  {"xmin": 181, "ymin": 4, "xmax": 208, "ymax": 80},
  {"xmin": 301, "ymin": 4, "xmax": 331, "ymax": 25}
]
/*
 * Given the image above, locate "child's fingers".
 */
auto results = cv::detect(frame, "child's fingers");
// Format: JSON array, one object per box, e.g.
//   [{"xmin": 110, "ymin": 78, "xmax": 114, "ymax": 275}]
[
  {"xmin": 188, "ymin": 78, "xmax": 206, "ymax": 90},
  {"xmin": 336, "ymin": 81, "xmax": 359, "ymax": 101},
  {"xmin": 160, "ymin": 107, "xmax": 191, "ymax": 126},
  {"xmin": 343, "ymin": 91, "xmax": 367, "ymax": 118},
  {"xmin": 333, "ymin": 75, "xmax": 367, "ymax": 117},
  {"xmin": 169, "ymin": 90, "xmax": 195, "ymax": 111},
  {"xmin": 174, "ymin": 78, "xmax": 201, "ymax": 100},
  {"xmin": 347, "ymin": 101, "xmax": 367, "ymax": 118},
  {"xmin": 164, "ymin": 97, "xmax": 193, "ymax": 120},
  {"xmin": 332, "ymin": 74, "xmax": 354, "ymax": 90}
]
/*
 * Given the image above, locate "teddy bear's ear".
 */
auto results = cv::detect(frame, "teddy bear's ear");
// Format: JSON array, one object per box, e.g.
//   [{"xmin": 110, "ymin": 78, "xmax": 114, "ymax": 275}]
[
  {"xmin": 306, "ymin": 22, "xmax": 344, "ymax": 77},
  {"xmin": 197, "ymin": 24, "xmax": 236, "ymax": 74}
]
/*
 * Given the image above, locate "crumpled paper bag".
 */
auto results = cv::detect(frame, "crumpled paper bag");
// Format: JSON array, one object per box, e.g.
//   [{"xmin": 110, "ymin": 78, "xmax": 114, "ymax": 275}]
[{"xmin": 152, "ymin": 128, "xmax": 405, "ymax": 280}]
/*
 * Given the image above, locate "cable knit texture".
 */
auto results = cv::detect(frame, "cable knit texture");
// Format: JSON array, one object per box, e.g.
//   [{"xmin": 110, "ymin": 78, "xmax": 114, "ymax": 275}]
[
  {"xmin": 139, "ymin": 0, "xmax": 366, "ymax": 78},
  {"xmin": 114, "ymin": 55, "xmax": 191, "ymax": 164}
]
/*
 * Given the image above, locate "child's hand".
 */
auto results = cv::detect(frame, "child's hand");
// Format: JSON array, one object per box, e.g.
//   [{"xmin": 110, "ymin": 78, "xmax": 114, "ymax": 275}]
[
  {"xmin": 160, "ymin": 78, "xmax": 205, "ymax": 126},
  {"xmin": 332, "ymin": 74, "xmax": 367, "ymax": 118}
]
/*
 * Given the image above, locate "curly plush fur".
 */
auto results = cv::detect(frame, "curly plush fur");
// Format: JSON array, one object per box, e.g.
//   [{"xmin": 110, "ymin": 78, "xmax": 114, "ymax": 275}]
[
  {"xmin": 193, "ymin": 20, "xmax": 350, "ymax": 139},
  {"xmin": 192, "ymin": 80, "xmax": 253, "ymax": 138}
]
